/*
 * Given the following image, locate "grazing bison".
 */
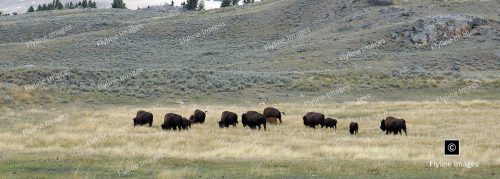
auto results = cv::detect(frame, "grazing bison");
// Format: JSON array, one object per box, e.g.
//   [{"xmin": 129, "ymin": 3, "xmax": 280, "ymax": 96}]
[
  {"xmin": 302, "ymin": 112, "xmax": 325, "ymax": 129},
  {"xmin": 133, "ymin": 110, "xmax": 153, "ymax": 127},
  {"xmin": 349, "ymin": 122, "xmax": 358, "ymax": 135},
  {"xmin": 190, "ymin": 109, "xmax": 207, "ymax": 124},
  {"xmin": 219, "ymin": 111, "xmax": 238, "ymax": 128},
  {"xmin": 380, "ymin": 116, "xmax": 407, "ymax": 135},
  {"xmin": 263, "ymin": 107, "xmax": 285, "ymax": 123},
  {"xmin": 321, "ymin": 118, "xmax": 337, "ymax": 130},
  {"xmin": 242, "ymin": 111, "xmax": 267, "ymax": 131},
  {"xmin": 266, "ymin": 117, "xmax": 278, "ymax": 125},
  {"xmin": 161, "ymin": 113, "xmax": 184, "ymax": 131},
  {"xmin": 182, "ymin": 118, "xmax": 193, "ymax": 129}
]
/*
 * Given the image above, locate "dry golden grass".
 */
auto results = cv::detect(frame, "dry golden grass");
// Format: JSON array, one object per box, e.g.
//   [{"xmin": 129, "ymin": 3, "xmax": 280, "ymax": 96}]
[{"xmin": 0, "ymin": 100, "xmax": 499, "ymax": 177}]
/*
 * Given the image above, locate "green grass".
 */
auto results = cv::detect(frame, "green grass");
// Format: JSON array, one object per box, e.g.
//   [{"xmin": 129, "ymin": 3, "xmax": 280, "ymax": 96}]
[{"xmin": 1, "ymin": 154, "xmax": 497, "ymax": 178}]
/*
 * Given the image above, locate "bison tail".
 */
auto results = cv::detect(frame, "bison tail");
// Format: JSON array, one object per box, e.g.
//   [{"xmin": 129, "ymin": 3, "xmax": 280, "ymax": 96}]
[
  {"xmin": 402, "ymin": 120, "xmax": 407, "ymax": 135},
  {"xmin": 281, "ymin": 112, "xmax": 286, "ymax": 115}
]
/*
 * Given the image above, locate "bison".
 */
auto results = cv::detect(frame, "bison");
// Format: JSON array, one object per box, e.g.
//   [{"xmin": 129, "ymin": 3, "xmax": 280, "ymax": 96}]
[
  {"xmin": 263, "ymin": 107, "xmax": 285, "ymax": 123},
  {"xmin": 321, "ymin": 118, "xmax": 337, "ymax": 130},
  {"xmin": 161, "ymin": 113, "xmax": 184, "ymax": 131},
  {"xmin": 380, "ymin": 116, "xmax": 407, "ymax": 135},
  {"xmin": 302, "ymin": 112, "xmax": 325, "ymax": 129},
  {"xmin": 133, "ymin": 110, "xmax": 153, "ymax": 127},
  {"xmin": 349, "ymin": 122, "xmax": 358, "ymax": 135},
  {"xmin": 242, "ymin": 111, "xmax": 267, "ymax": 131},
  {"xmin": 219, "ymin": 111, "xmax": 238, "ymax": 128},
  {"xmin": 266, "ymin": 117, "xmax": 278, "ymax": 125},
  {"xmin": 182, "ymin": 118, "xmax": 193, "ymax": 129},
  {"xmin": 190, "ymin": 109, "xmax": 207, "ymax": 124}
]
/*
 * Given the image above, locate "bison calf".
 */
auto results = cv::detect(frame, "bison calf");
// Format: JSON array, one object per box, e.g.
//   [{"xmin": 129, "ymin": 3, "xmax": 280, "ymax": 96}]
[
  {"xmin": 133, "ymin": 110, "xmax": 153, "ymax": 127},
  {"xmin": 380, "ymin": 116, "xmax": 407, "ymax": 135},
  {"xmin": 219, "ymin": 111, "xmax": 238, "ymax": 128},
  {"xmin": 349, "ymin": 122, "xmax": 358, "ymax": 135},
  {"xmin": 182, "ymin": 118, "xmax": 193, "ymax": 130},
  {"xmin": 266, "ymin": 117, "xmax": 278, "ymax": 125},
  {"xmin": 303, "ymin": 112, "xmax": 325, "ymax": 129},
  {"xmin": 263, "ymin": 107, "xmax": 285, "ymax": 123},
  {"xmin": 242, "ymin": 111, "xmax": 267, "ymax": 131},
  {"xmin": 321, "ymin": 118, "xmax": 337, "ymax": 130}
]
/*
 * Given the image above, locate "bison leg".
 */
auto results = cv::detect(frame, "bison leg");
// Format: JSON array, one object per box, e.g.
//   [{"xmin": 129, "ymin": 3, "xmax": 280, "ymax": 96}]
[
  {"xmin": 257, "ymin": 125, "xmax": 261, "ymax": 130},
  {"xmin": 386, "ymin": 131, "xmax": 389, "ymax": 135},
  {"xmin": 149, "ymin": 122, "xmax": 152, "ymax": 127},
  {"xmin": 279, "ymin": 117, "xmax": 282, "ymax": 123},
  {"xmin": 263, "ymin": 123, "xmax": 266, "ymax": 131},
  {"xmin": 403, "ymin": 128, "xmax": 407, "ymax": 136}
]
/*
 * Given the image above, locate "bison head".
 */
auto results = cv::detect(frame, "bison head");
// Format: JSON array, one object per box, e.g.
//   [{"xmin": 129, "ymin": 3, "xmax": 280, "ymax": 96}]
[
  {"xmin": 380, "ymin": 119, "xmax": 386, "ymax": 131},
  {"xmin": 133, "ymin": 118, "xmax": 138, "ymax": 126},
  {"xmin": 302, "ymin": 116, "xmax": 307, "ymax": 125},
  {"xmin": 218, "ymin": 121, "xmax": 224, "ymax": 128},
  {"xmin": 241, "ymin": 113, "xmax": 247, "ymax": 127},
  {"xmin": 182, "ymin": 118, "xmax": 192, "ymax": 127}
]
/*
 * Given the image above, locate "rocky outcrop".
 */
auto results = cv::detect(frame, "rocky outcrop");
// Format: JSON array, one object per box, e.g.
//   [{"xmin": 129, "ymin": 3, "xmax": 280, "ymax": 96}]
[{"xmin": 392, "ymin": 14, "xmax": 488, "ymax": 46}]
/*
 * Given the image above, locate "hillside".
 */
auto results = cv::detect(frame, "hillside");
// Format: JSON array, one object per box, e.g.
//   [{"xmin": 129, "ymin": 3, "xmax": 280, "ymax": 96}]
[
  {"xmin": 0, "ymin": 0, "xmax": 499, "ymax": 106},
  {"xmin": 0, "ymin": 1, "xmax": 499, "ymax": 178}
]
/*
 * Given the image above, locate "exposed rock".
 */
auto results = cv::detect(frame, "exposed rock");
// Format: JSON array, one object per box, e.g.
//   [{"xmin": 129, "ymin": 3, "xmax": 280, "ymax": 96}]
[
  {"xmin": 411, "ymin": 33, "xmax": 427, "ymax": 44},
  {"xmin": 392, "ymin": 14, "xmax": 488, "ymax": 46}
]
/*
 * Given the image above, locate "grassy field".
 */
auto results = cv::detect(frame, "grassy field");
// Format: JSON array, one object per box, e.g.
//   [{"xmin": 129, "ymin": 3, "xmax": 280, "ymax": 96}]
[
  {"xmin": 0, "ymin": 100, "xmax": 498, "ymax": 178},
  {"xmin": 0, "ymin": 0, "xmax": 499, "ymax": 178}
]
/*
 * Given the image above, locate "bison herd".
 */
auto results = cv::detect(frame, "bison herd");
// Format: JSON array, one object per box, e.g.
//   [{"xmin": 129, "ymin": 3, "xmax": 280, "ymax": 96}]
[{"xmin": 132, "ymin": 107, "xmax": 407, "ymax": 136}]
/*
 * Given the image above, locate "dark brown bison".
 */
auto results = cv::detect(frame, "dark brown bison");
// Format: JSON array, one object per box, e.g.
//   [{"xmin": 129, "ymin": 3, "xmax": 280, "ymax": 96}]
[
  {"xmin": 133, "ymin": 110, "xmax": 153, "ymax": 127},
  {"xmin": 263, "ymin": 107, "xmax": 285, "ymax": 123},
  {"xmin": 380, "ymin": 116, "xmax": 407, "ymax": 135},
  {"xmin": 190, "ymin": 109, "xmax": 207, "ymax": 124},
  {"xmin": 302, "ymin": 112, "xmax": 325, "ymax": 129},
  {"xmin": 321, "ymin": 118, "xmax": 337, "ymax": 130},
  {"xmin": 349, "ymin": 122, "xmax": 358, "ymax": 135},
  {"xmin": 161, "ymin": 113, "xmax": 184, "ymax": 131},
  {"xmin": 182, "ymin": 118, "xmax": 193, "ymax": 129},
  {"xmin": 219, "ymin": 111, "xmax": 238, "ymax": 128},
  {"xmin": 242, "ymin": 111, "xmax": 267, "ymax": 131}
]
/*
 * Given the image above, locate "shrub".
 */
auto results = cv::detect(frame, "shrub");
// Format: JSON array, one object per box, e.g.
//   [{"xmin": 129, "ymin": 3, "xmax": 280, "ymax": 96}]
[{"xmin": 368, "ymin": 0, "xmax": 394, "ymax": 5}]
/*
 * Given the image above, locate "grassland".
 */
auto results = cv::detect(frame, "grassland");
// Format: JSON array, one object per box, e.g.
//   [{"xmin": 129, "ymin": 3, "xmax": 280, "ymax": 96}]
[
  {"xmin": 0, "ymin": 0, "xmax": 499, "ymax": 178},
  {"xmin": 0, "ymin": 101, "xmax": 498, "ymax": 178}
]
